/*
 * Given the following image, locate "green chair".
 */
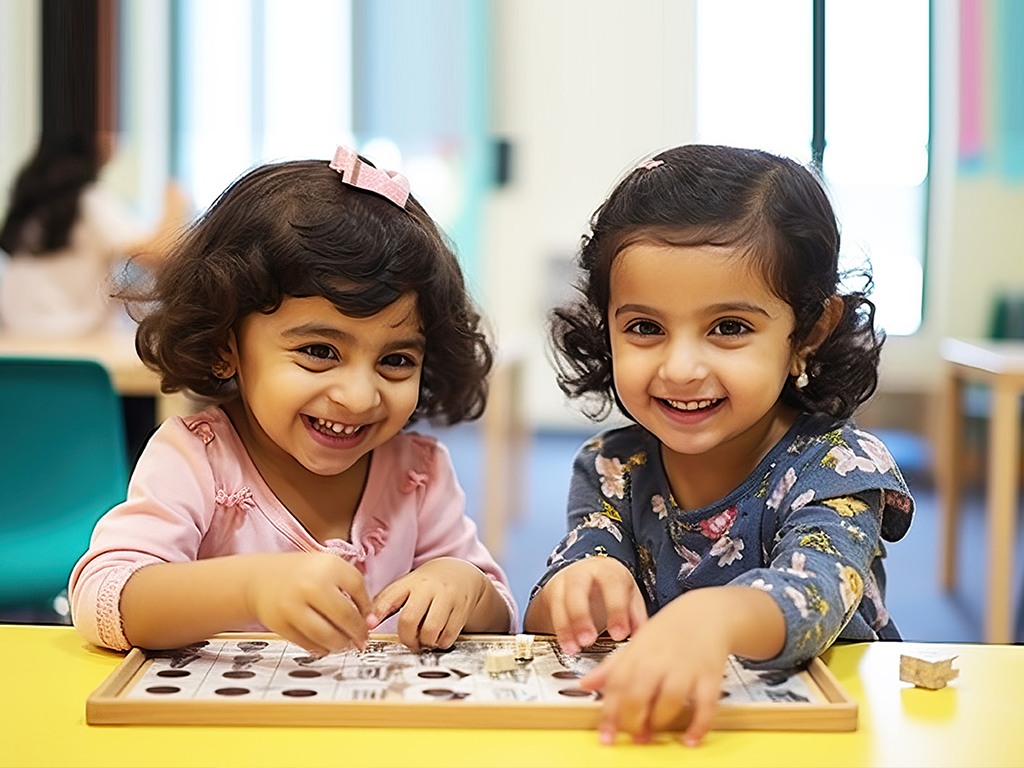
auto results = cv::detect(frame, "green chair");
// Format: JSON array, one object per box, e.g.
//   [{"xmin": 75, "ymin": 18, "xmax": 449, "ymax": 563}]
[{"xmin": 0, "ymin": 357, "xmax": 128, "ymax": 617}]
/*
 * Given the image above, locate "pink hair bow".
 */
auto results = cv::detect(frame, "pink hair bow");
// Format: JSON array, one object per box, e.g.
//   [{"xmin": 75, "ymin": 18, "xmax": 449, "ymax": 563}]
[{"xmin": 330, "ymin": 145, "xmax": 411, "ymax": 209}]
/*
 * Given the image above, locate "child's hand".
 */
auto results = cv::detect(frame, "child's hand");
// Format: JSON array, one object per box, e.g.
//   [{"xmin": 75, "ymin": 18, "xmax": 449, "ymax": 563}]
[
  {"xmin": 367, "ymin": 557, "xmax": 498, "ymax": 651},
  {"xmin": 578, "ymin": 586, "xmax": 786, "ymax": 747},
  {"xmin": 529, "ymin": 556, "xmax": 647, "ymax": 655},
  {"xmin": 245, "ymin": 552, "xmax": 370, "ymax": 656}
]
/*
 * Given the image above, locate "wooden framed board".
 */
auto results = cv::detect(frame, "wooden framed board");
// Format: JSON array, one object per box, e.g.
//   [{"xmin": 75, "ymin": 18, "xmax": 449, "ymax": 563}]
[{"xmin": 86, "ymin": 633, "xmax": 857, "ymax": 731}]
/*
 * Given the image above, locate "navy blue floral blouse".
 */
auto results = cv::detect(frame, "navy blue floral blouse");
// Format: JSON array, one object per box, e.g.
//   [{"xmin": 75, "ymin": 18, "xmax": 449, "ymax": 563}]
[{"xmin": 531, "ymin": 412, "xmax": 915, "ymax": 669}]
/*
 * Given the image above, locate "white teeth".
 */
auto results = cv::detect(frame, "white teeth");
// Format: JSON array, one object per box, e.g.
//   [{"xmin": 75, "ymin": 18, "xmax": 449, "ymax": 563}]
[
  {"xmin": 315, "ymin": 417, "xmax": 360, "ymax": 435},
  {"xmin": 666, "ymin": 398, "xmax": 719, "ymax": 411}
]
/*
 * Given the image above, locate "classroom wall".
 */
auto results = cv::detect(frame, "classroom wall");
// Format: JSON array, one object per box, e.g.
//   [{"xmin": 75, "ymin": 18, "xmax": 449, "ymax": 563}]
[
  {"xmin": 481, "ymin": 0, "xmax": 697, "ymax": 429},
  {"xmin": 2, "ymin": 0, "xmax": 1022, "ymax": 435},
  {"xmin": 481, "ymin": 0, "xmax": 1024, "ymax": 433},
  {"xmin": 0, "ymin": 0, "xmax": 41, "ymax": 217}
]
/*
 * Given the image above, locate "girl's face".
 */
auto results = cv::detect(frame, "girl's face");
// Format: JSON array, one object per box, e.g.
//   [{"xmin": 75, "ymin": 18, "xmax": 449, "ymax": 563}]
[
  {"xmin": 224, "ymin": 293, "xmax": 424, "ymax": 480},
  {"xmin": 608, "ymin": 242, "xmax": 803, "ymax": 468}
]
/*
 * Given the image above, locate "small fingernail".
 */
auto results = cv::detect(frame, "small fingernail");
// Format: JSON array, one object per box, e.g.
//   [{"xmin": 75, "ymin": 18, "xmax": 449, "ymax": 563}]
[{"xmin": 598, "ymin": 729, "xmax": 614, "ymax": 746}]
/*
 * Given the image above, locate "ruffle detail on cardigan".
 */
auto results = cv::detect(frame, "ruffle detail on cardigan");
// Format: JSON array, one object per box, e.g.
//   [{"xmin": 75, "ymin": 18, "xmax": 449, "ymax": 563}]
[
  {"xmin": 186, "ymin": 420, "xmax": 215, "ymax": 445},
  {"xmin": 215, "ymin": 486, "xmax": 254, "ymax": 511},
  {"xmin": 402, "ymin": 470, "xmax": 429, "ymax": 493},
  {"xmin": 328, "ymin": 518, "xmax": 390, "ymax": 574}
]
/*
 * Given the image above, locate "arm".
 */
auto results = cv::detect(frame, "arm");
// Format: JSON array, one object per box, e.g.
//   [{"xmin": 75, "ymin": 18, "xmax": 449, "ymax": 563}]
[
  {"xmin": 579, "ymin": 584, "xmax": 785, "ymax": 747},
  {"xmin": 524, "ymin": 439, "xmax": 646, "ymax": 651},
  {"xmin": 730, "ymin": 489, "xmax": 885, "ymax": 668},
  {"xmin": 69, "ymin": 416, "xmax": 369, "ymax": 654},
  {"xmin": 524, "ymin": 556, "xmax": 647, "ymax": 654},
  {"xmin": 581, "ymin": 490, "xmax": 884, "ymax": 746},
  {"xmin": 122, "ymin": 552, "xmax": 369, "ymax": 654}
]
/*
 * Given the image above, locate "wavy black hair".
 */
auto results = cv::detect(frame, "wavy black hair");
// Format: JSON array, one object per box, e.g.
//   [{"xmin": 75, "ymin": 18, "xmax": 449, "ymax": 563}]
[
  {"xmin": 120, "ymin": 157, "xmax": 492, "ymax": 425},
  {"xmin": 0, "ymin": 133, "xmax": 101, "ymax": 255},
  {"xmin": 550, "ymin": 144, "xmax": 883, "ymax": 422}
]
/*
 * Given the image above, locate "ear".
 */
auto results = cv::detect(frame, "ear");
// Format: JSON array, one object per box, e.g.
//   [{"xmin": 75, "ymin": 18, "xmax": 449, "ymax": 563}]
[
  {"xmin": 790, "ymin": 296, "xmax": 843, "ymax": 375},
  {"xmin": 213, "ymin": 331, "xmax": 240, "ymax": 379},
  {"xmin": 224, "ymin": 330, "xmax": 240, "ymax": 367}
]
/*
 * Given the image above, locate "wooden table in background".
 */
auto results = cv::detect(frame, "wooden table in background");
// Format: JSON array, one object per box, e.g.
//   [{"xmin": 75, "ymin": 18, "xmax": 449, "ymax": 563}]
[
  {"xmin": 936, "ymin": 337, "xmax": 1024, "ymax": 644},
  {"xmin": 2, "ymin": 625, "xmax": 1022, "ymax": 768},
  {"xmin": 0, "ymin": 330, "xmax": 196, "ymax": 422}
]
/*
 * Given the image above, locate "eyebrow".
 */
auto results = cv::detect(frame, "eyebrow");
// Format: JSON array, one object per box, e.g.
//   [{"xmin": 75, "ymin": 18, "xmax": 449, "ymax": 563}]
[
  {"xmin": 281, "ymin": 324, "xmax": 426, "ymax": 352},
  {"xmin": 613, "ymin": 301, "xmax": 773, "ymax": 318}
]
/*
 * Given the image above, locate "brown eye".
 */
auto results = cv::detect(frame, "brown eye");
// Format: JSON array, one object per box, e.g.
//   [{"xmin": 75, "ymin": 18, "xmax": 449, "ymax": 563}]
[
  {"xmin": 299, "ymin": 344, "xmax": 336, "ymax": 361},
  {"xmin": 381, "ymin": 353, "xmax": 414, "ymax": 369},
  {"xmin": 714, "ymin": 320, "xmax": 749, "ymax": 336},
  {"xmin": 625, "ymin": 319, "xmax": 662, "ymax": 336}
]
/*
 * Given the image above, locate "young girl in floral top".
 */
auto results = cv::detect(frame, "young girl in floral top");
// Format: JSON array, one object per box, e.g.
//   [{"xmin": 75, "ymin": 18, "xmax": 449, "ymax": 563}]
[
  {"xmin": 70, "ymin": 147, "xmax": 516, "ymax": 656},
  {"xmin": 524, "ymin": 144, "xmax": 913, "ymax": 747}
]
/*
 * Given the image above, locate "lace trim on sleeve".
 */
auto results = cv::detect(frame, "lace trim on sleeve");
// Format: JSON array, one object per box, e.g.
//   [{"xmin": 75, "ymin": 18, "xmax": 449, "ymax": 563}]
[{"xmin": 96, "ymin": 562, "xmax": 149, "ymax": 651}]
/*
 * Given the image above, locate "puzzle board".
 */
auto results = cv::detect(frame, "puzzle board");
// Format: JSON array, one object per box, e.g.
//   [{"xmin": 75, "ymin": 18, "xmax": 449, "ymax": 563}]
[{"xmin": 86, "ymin": 633, "xmax": 857, "ymax": 730}]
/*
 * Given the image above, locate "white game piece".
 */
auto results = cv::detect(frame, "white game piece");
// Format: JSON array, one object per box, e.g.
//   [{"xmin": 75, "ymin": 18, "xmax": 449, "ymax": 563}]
[
  {"xmin": 514, "ymin": 633, "xmax": 535, "ymax": 660},
  {"xmin": 485, "ymin": 650, "xmax": 516, "ymax": 674},
  {"xmin": 899, "ymin": 653, "xmax": 959, "ymax": 690}
]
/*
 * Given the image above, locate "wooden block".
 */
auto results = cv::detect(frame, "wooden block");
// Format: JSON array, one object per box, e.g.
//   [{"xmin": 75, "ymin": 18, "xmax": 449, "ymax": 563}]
[
  {"xmin": 485, "ymin": 650, "xmax": 516, "ymax": 674},
  {"xmin": 899, "ymin": 653, "xmax": 959, "ymax": 689}
]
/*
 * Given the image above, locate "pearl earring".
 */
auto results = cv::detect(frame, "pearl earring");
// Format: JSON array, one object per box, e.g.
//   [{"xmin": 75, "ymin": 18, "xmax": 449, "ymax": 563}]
[{"xmin": 795, "ymin": 371, "xmax": 809, "ymax": 389}]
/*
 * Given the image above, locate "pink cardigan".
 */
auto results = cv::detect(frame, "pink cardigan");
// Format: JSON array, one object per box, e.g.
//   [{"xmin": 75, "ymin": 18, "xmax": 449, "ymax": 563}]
[{"xmin": 69, "ymin": 407, "xmax": 518, "ymax": 650}]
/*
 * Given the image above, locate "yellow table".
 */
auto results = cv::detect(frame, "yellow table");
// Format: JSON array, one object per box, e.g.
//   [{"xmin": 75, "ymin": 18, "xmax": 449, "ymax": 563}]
[
  {"xmin": 936, "ymin": 337, "xmax": 1024, "ymax": 643},
  {"xmin": 1, "ymin": 625, "xmax": 1022, "ymax": 768}
]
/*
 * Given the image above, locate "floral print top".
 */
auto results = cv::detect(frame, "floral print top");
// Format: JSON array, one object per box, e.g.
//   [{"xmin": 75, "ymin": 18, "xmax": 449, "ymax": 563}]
[{"xmin": 531, "ymin": 412, "xmax": 914, "ymax": 669}]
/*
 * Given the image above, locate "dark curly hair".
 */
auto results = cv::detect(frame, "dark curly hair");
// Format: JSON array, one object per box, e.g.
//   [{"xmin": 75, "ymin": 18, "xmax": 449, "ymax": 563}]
[
  {"xmin": 0, "ymin": 132, "xmax": 101, "ymax": 255},
  {"xmin": 119, "ymin": 156, "xmax": 492, "ymax": 425},
  {"xmin": 550, "ymin": 144, "xmax": 883, "ymax": 422}
]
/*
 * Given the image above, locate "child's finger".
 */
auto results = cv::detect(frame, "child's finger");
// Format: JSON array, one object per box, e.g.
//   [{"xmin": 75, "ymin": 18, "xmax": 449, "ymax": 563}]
[
  {"xmin": 591, "ymin": 664, "xmax": 628, "ymax": 745},
  {"xmin": 647, "ymin": 673, "xmax": 692, "ymax": 735},
  {"xmin": 315, "ymin": 588, "xmax": 370, "ymax": 649},
  {"xmin": 601, "ymin": 580, "xmax": 643, "ymax": 641},
  {"xmin": 609, "ymin": 676, "xmax": 658, "ymax": 743},
  {"xmin": 417, "ymin": 598, "xmax": 459, "ymax": 650},
  {"xmin": 628, "ymin": 591, "xmax": 648, "ymax": 634},
  {"xmin": 395, "ymin": 591, "xmax": 433, "ymax": 651},
  {"xmin": 279, "ymin": 612, "xmax": 356, "ymax": 657},
  {"xmin": 680, "ymin": 675, "xmax": 721, "ymax": 747},
  {"xmin": 368, "ymin": 583, "xmax": 410, "ymax": 628},
  {"xmin": 578, "ymin": 653, "xmax": 614, "ymax": 691},
  {"xmin": 331, "ymin": 564, "xmax": 372, "ymax": 618},
  {"xmin": 545, "ymin": 583, "xmax": 581, "ymax": 655},
  {"xmin": 559, "ymin": 585, "xmax": 600, "ymax": 652}
]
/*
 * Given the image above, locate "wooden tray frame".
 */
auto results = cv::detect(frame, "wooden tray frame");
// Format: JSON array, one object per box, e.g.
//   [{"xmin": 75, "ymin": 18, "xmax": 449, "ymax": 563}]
[{"xmin": 86, "ymin": 633, "xmax": 857, "ymax": 731}]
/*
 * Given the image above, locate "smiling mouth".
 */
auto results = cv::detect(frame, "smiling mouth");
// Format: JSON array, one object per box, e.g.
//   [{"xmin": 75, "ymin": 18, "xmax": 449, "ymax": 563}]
[
  {"xmin": 663, "ymin": 397, "xmax": 723, "ymax": 412},
  {"xmin": 309, "ymin": 416, "xmax": 366, "ymax": 437}
]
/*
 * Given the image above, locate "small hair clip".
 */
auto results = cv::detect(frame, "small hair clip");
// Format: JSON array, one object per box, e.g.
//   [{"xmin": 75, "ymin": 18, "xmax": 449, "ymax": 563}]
[
  {"xmin": 329, "ymin": 145, "xmax": 411, "ymax": 209},
  {"xmin": 638, "ymin": 159, "xmax": 664, "ymax": 171}
]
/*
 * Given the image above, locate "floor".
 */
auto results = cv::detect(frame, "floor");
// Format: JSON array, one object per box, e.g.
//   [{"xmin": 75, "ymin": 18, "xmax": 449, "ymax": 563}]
[{"xmin": 5, "ymin": 424, "xmax": 1023, "ymax": 643}]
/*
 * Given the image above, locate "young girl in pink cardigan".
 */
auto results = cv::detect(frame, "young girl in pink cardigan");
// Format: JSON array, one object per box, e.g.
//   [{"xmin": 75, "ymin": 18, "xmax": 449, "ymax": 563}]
[{"xmin": 70, "ymin": 147, "xmax": 517, "ymax": 655}]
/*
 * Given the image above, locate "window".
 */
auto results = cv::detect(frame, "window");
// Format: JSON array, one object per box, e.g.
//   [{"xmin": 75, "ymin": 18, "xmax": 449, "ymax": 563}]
[
  {"xmin": 172, "ymin": 0, "xmax": 353, "ymax": 211},
  {"xmin": 696, "ymin": 0, "xmax": 930, "ymax": 336}
]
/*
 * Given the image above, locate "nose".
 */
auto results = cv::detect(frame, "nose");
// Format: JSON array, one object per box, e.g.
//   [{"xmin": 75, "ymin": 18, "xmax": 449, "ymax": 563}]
[
  {"xmin": 327, "ymin": 367, "xmax": 382, "ymax": 415},
  {"xmin": 658, "ymin": 337, "xmax": 708, "ymax": 385}
]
